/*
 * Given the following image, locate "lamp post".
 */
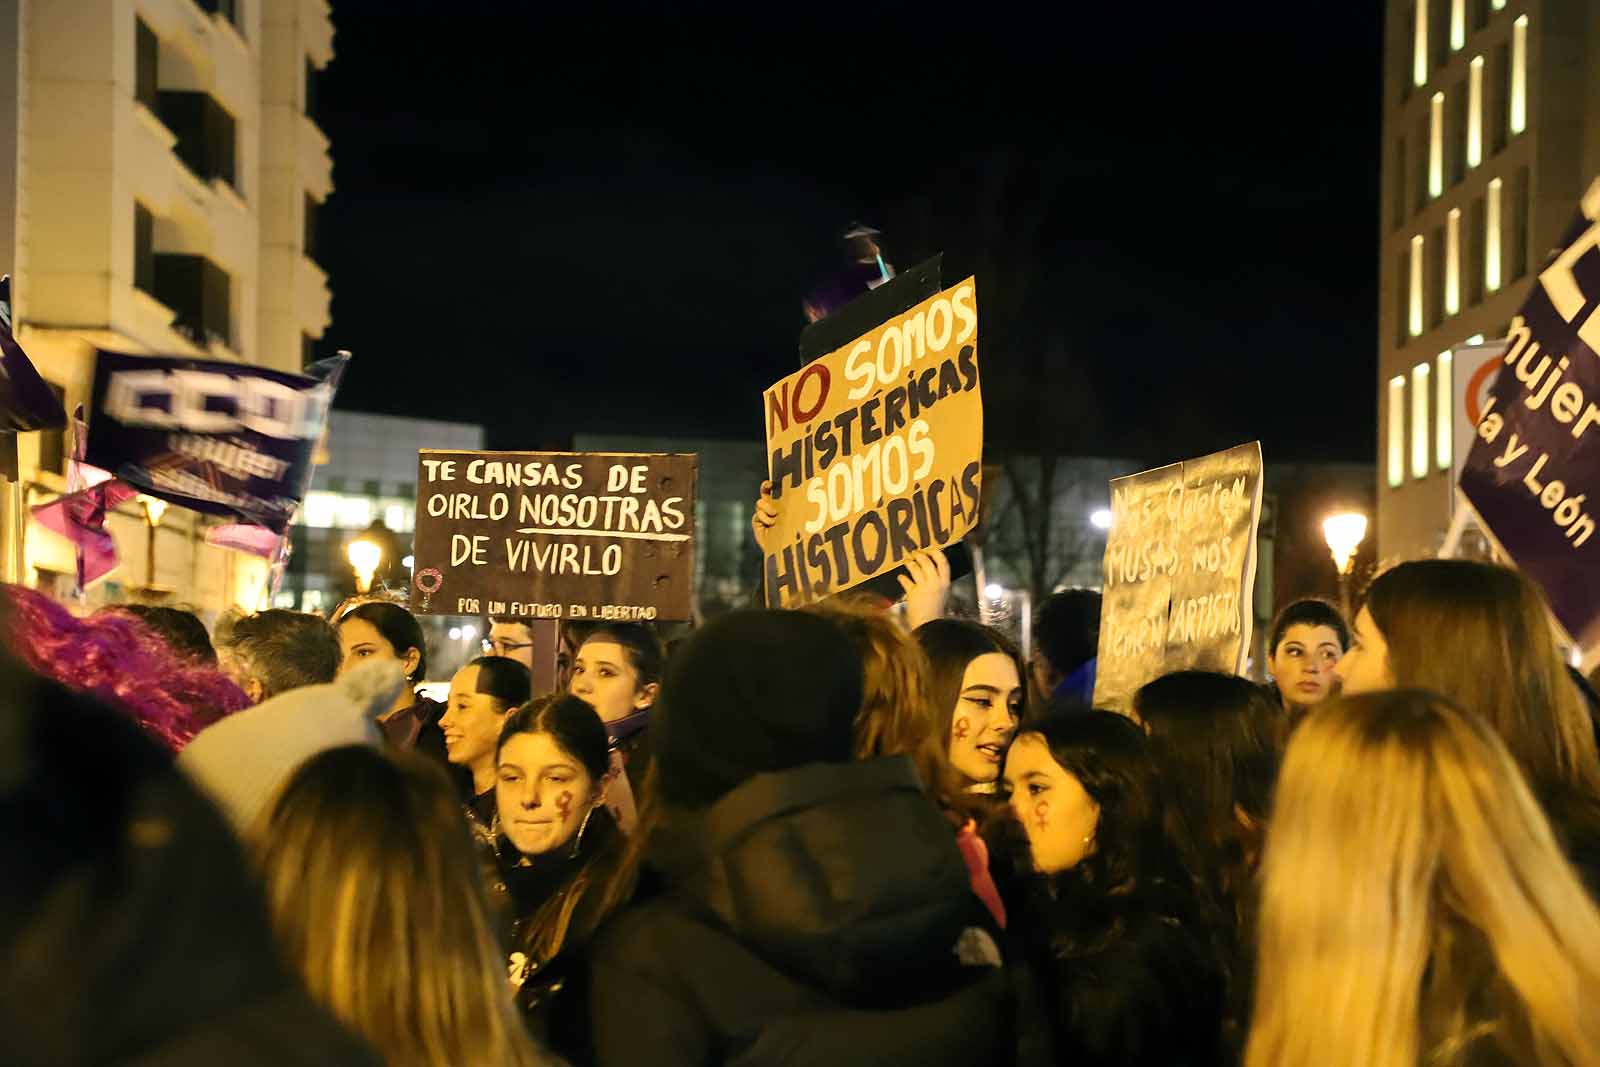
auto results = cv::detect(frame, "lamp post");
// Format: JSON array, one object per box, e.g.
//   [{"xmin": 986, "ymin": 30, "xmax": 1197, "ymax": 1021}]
[
  {"xmin": 137, "ymin": 494, "xmax": 169, "ymax": 591},
  {"xmin": 347, "ymin": 537, "xmax": 382, "ymax": 594},
  {"xmin": 1322, "ymin": 511, "xmax": 1369, "ymax": 619}
]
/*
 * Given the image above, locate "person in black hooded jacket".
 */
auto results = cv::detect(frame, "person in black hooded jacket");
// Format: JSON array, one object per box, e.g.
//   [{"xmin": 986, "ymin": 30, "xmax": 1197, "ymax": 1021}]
[
  {"xmin": 0, "ymin": 652, "xmax": 379, "ymax": 1066},
  {"xmin": 588, "ymin": 609, "xmax": 1013, "ymax": 1067}
]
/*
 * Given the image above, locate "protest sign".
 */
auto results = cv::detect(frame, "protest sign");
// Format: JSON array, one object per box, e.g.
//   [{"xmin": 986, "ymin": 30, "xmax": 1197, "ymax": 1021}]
[
  {"xmin": 1459, "ymin": 180, "xmax": 1600, "ymax": 652},
  {"xmin": 761, "ymin": 276, "xmax": 982, "ymax": 608},
  {"xmin": 0, "ymin": 276, "xmax": 67, "ymax": 434},
  {"xmin": 84, "ymin": 350, "xmax": 346, "ymax": 533},
  {"xmin": 1091, "ymin": 441, "xmax": 1264, "ymax": 715},
  {"xmin": 410, "ymin": 450, "xmax": 697, "ymax": 621}
]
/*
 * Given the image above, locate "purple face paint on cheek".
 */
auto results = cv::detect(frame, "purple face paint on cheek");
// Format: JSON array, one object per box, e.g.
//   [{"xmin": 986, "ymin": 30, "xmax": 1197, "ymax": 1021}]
[
  {"xmin": 1033, "ymin": 800, "xmax": 1050, "ymax": 831},
  {"xmin": 953, "ymin": 716, "xmax": 971, "ymax": 742},
  {"xmin": 555, "ymin": 791, "xmax": 573, "ymax": 820}
]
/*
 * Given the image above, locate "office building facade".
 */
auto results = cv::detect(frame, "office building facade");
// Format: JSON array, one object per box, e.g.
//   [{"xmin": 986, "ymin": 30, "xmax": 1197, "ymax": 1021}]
[
  {"xmin": 0, "ymin": 0, "xmax": 334, "ymax": 610},
  {"xmin": 1377, "ymin": 0, "xmax": 1600, "ymax": 559}
]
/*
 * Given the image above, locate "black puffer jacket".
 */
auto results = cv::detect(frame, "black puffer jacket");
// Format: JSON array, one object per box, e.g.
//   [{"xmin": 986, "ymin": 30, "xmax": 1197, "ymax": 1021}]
[{"xmin": 589, "ymin": 757, "xmax": 1013, "ymax": 1067}]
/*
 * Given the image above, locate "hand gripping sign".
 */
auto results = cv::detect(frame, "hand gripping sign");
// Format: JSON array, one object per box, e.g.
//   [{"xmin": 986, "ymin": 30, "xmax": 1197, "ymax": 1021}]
[{"xmin": 761, "ymin": 277, "xmax": 983, "ymax": 608}]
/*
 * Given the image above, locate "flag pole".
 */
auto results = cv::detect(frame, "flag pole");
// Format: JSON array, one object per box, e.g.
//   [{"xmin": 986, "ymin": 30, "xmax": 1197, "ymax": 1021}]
[{"xmin": 0, "ymin": 434, "xmax": 23, "ymax": 583}]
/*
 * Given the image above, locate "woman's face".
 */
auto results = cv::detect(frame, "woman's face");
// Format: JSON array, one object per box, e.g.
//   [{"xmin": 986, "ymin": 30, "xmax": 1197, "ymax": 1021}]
[
  {"xmin": 1004, "ymin": 733, "xmax": 1100, "ymax": 874},
  {"xmin": 337, "ymin": 617, "xmax": 415, "ymax": 679},
  {"xmin": 947, "ymin": 652, "xmax": 1022, "ymax": 785},
  {"xmin": 1270, "ymin": 623, "xmax": 1344, "ymax": 708},
  {"xmin": 569, "ymin": 640, "xmax": 656, "ymax": 725},
  {"xmin": 496, "ymin": 731, "xmax": 598, "ymax": 857},
  {"xmin": 1335, "ymin": 608, "xmax": 1395, "ymax": 697},
  {"xmin": 439, "ymin": 665, "xmax": 508, "ymax": 772}
]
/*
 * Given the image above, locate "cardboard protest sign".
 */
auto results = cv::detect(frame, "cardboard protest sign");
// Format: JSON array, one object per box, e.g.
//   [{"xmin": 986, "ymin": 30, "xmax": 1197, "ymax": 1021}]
[
  {"xmin": 762, "ymin": 277, "xmax": 982, "ymax": 608},
  {"xmin": 1459, "ymin": 180, "xmax": 1600, "ymax": 651},
  {"xmin": 84, "ymin": 350, "xmax": 346, "ymax": 533},
  {"xmin": 411, "ymin": 450, "xmax": 697, "ymax": 621},
  {"xmin": 1091, "ymin": 441, "xmax": 1264, "ymax": 714}
]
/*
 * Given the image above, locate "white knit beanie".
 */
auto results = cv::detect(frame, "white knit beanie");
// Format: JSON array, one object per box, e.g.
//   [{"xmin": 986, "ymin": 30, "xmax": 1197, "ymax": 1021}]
[{"xmin": 177, "ymin": 660, "xmax": 405, "ymax": 834}]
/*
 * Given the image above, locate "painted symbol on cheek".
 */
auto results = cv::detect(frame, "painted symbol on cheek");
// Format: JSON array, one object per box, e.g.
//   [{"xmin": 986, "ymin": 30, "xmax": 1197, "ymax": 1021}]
[
  {"xmin": 1033, "ymin": 800, "xmax": 1050, "ymax": 831},
  {"xmin": 953, "ymin": 716, "xmax": 971, "ymax": 742},
  {"xmin": 554, "ymin": 791, "xmax": 573, "ymax": 820}
]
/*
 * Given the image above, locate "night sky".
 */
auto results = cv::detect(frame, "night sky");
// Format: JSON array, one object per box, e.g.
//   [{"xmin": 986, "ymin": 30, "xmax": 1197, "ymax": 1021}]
[{"xmin": 315, "ymin": 1, "xmax": 1384, "ymax": 464}]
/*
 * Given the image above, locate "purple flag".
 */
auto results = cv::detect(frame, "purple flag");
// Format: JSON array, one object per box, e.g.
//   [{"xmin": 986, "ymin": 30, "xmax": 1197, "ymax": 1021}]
[
  {"xmin": 31, "ymin": 405, "xmax": 139, "ymax": 589},
  {"xmin": 1459, "ymin": 181, "xmax": 1600, "ymax": 651},
  {"xmin": 84, "ymin": 350, "xmax": 349, "ymax": 533},
  {"xmin": 205, "ymin": 521, "xmax": 282, "ymax": 559},
  {"xmin": 0, "ymin": 276, "xmax": 67, "ymax": 433}
]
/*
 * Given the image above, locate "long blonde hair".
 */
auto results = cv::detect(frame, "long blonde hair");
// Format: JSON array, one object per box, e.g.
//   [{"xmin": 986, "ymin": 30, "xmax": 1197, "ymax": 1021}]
[
  {"xmin": 1247, "ymin": 692, "xmax": 1600, "ymax": 1067},
  {"xmin": 254, "ymin": 746, "xmax": 550, "ymax": 1067}
]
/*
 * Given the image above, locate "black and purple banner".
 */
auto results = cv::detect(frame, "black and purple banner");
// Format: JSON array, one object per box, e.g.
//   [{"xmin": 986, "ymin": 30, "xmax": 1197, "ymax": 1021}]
[
  {"xmin": 1460, "ymin": 182, "xmax": 1600, "ymax": 651},
  {"xmin": 0, "ymin": 276, "xmax": 67, "ymax": 434},
  {"xmin": 85, "ymin": 350, "xmax": 347, "ymax": 534}
]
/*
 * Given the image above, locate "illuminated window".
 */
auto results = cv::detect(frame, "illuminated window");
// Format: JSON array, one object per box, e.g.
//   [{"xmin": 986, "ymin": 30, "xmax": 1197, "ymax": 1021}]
[
  {"xmin": 1467, "ymin": 56, "xmax": 1483, "ymax": 167},
  {"xmin": 1486, "ymin": 178, "xmax": 1502, "ymax": 293},
  {"xmin": 1491, "ymin": 0, "xmax": 1505, "ymax": 11},
  {"xmin": 1429, "ymin": 92, "xmax": 1444, "ymax": 198},
  {"xmin": 1510, "ymin": 16, "xmax": 1527, "ymax": 135},
  {"xmin": 1445, "ymin": 208, "xmax": 1461, "ymax": 315},
  {"xmin": 301, "ymin": 491, "xmax": 337, "ymax": 528},
  {"xmin": 1389, "ymin": 376, "xmax": 1407, "ymax": 488},
  {"xmin": 1414, "ymin": 2, "xmax": 1429, "ymax": 87},
  {"xmin": 1467, "ymin": 332, "xmax": 1485, "ymax": 343},
  {"xmin": 384, "ymin": 504, "xmax": 407, "ymax": 531},
  {"xmin": 1450, "ymin": 0, "xmax": 1465, "ymax": 50},
  {"xmin": 1436, "ymin": 350, "xmax": 1454, "ymax": 469},
  {"xmin": 1412, "ymin": 363, "xmax": 1431, "ymax": 479},
  {"xmin": 1410, "ymin": 234, "xmax": 1426, "ymax": 337}
]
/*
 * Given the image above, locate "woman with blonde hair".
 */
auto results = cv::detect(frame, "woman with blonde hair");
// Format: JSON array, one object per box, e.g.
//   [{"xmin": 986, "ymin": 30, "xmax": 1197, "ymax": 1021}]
[
  {"xmin": 1337, "ymin": 559, "xmax": 1600, "ymax": 888},
  {"xmin": 1247, "ymin": 691, "xmax": 1600, "ymax": 1067},
  {"xmin": 254, "ymin": 745, "xmax": 553, "ymax": 1067}
]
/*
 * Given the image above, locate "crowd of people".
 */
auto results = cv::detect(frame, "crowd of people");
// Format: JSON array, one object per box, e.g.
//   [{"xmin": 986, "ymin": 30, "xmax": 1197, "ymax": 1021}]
[{"xmin": 6, "ymin": 549, "xmax": 1600, "ymax": 1066}]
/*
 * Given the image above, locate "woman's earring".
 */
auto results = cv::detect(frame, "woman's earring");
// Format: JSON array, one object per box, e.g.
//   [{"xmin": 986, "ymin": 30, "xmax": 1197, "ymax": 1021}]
[{"xmin": 570, "ymin": 805, "xmax": 595, "ymax": 858}]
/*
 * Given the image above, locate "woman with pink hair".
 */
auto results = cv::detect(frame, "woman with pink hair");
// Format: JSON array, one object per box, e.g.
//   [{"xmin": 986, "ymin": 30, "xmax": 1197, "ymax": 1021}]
[{"xmin": 4, "ymin": 585, "xmax": 248, "ymax": 751}]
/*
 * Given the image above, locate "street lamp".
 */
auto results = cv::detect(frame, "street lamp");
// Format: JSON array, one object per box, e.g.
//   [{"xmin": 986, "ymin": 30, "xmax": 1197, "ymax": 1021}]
[
  {"xmin": 136, "ymin": 495, "xmax": 169, "ymax": 591},
  {"xmin": 347, "ymin": 537, "xmax": 382, "ymax": 594},
  {"xmin": 1322, "ymin": 511, "xmax": 1369, "ymax": 617},
  {"xmin": 1089, "ymin": 508, "xmax": 1113, "ymax": 531}
]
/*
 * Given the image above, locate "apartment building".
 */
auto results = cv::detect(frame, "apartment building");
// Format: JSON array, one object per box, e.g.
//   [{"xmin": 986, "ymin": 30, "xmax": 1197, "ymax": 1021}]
[
  {"xmin": 1377, "ymin": 0, "xmax": 1600, "ymax": 560},
  {"xmin": 0, "ymin": 0, "xmax": 334, "ymax": 611}
]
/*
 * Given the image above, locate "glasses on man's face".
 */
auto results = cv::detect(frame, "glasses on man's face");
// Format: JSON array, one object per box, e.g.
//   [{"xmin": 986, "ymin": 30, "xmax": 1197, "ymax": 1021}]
[{"xmin": 484, "ymin": 638, "xmax": 534, "ymax": 656}]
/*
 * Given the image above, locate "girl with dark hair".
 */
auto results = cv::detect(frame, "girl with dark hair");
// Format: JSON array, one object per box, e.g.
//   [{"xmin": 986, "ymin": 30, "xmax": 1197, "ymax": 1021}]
[
  {"xmin": 1133, "ymin": 670, "xmax": 1282, "ymax": 1058},
  {"xmin": 915, "ymin": 619, "xmax": 1026, "ymax": 803},
  {"xmin": 569, "ymin": 622, "xmax": 664, "ymax": 833},
  {"xmin": 336, "ymin": 601, "xmax": 439, "ymax": 749},
  {"xmin": 441, "ymin": 656, "xmax": 531, "ymax": 830},
  {"xmin": 494, "ymin": 694, "xmax": 630, "ymax": 1060},
  {"xmin": 1003, "ymin": 711, "xmax": 1226, "ymax": 1067},
  {"xmin": 1264, "ymin": 598, "xmax": 1349, "ymax": 719}
]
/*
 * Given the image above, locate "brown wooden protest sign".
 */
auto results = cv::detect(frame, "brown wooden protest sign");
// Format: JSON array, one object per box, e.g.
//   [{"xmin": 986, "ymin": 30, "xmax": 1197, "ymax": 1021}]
[
  {"xmin": 1091, "ymin": 441, "xmax": 1264, "ymax": 715},
  {"xmin": 761, "ymin": 277, "xmax": 982, "ymax": 608},
  {"xmin": 411, "ymin": 450, "xmax": 697, "ymax": 621}
]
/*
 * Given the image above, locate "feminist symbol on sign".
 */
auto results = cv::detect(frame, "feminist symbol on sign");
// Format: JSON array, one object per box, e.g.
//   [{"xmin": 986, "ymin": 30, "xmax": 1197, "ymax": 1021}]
[{"xmin": 414, "ymin": 567, "xmax": 442, "ymax": 610}]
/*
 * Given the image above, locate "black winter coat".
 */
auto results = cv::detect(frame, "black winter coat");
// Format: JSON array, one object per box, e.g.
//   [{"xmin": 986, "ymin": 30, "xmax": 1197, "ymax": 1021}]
[
  {"xmin": 1012, "ymin": 877, "xmax": 1227, "ymax": 1067},
  {"xmin": 588, "ymin": 757, "xmax": 1013, "ymax": 1067}
]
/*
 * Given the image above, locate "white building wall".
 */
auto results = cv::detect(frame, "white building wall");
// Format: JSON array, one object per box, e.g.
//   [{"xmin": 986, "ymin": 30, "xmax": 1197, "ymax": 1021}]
[{"xmin": 1, "ymin": 0, "xmax": 336, "ymax": 613}]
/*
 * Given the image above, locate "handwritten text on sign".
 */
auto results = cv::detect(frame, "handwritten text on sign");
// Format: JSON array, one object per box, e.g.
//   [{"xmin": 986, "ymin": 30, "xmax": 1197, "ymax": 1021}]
[
  {"xmin": 1091, "ymin": 442, "xmax": 1264, "ymax": 715},
  {"xmin": 762, "ymin": 277, "xmax": 982, "ymax": 607},
  {"xmin": 410, "ymin": 451, "xmax": 697, "ymax": 621}
]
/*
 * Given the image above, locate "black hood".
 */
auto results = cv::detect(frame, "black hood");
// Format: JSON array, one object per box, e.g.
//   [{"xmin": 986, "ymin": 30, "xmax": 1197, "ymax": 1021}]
[{"xmin": 650, "ymin": 757, "xmax": 977, "ymax": 1004}]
